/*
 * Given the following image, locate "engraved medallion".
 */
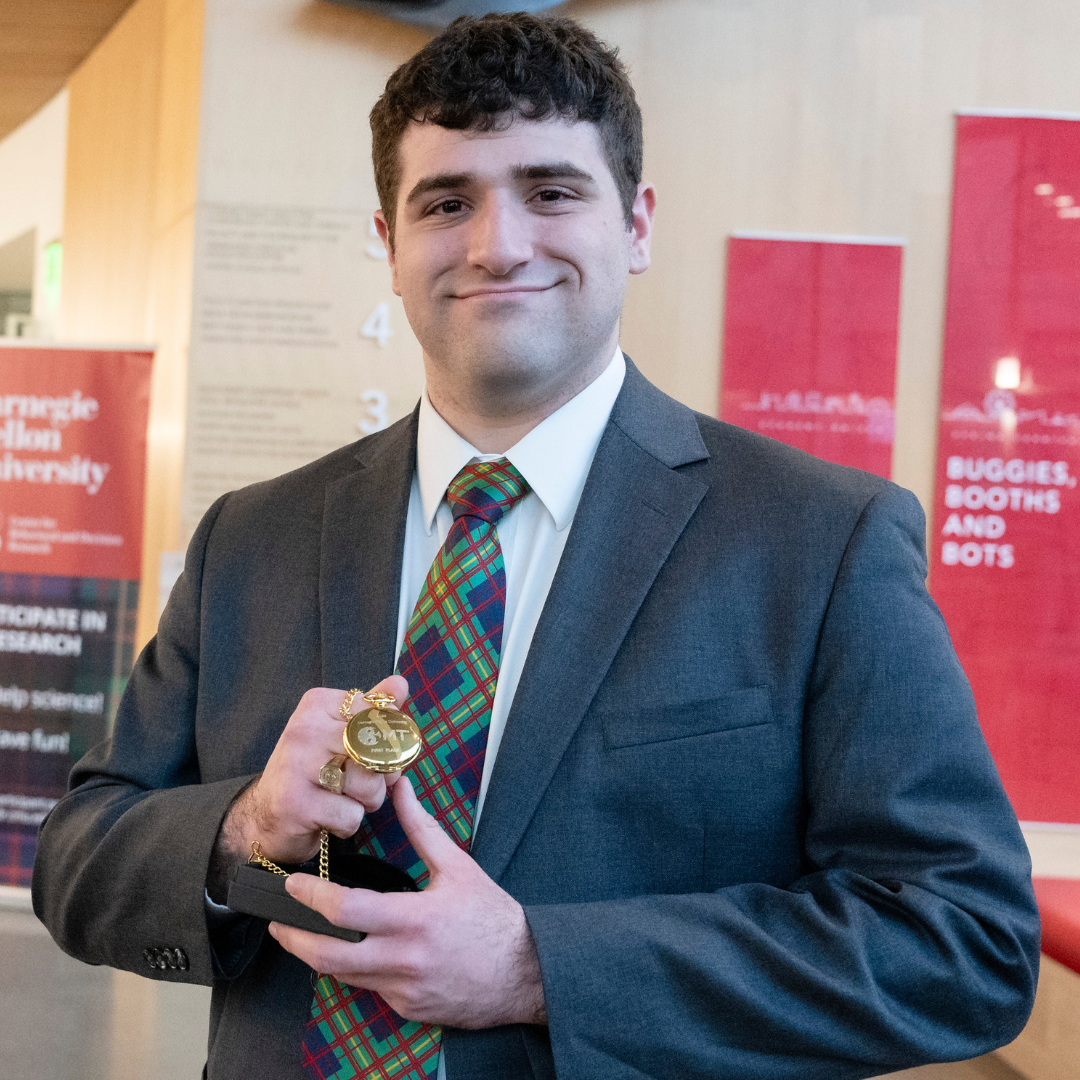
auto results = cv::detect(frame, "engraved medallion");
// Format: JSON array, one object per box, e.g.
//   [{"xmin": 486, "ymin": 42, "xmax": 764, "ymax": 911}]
[{"xmin": 340, "ymin": 689, "xmax": 422, "ymax": 774}]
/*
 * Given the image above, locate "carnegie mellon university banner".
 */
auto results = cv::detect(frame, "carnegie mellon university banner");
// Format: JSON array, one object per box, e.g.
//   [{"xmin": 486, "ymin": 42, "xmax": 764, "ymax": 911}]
[
  {"xmin": 720, "ymin": 233, "xmax": 903, "ymax": 479},
  {"xmin": 932, "ymin": 113, "xmax": 1080, "ymax": 823},
  {"xmin": 0, "ymin": 343, "xmax": 152, "ymax": 886}
]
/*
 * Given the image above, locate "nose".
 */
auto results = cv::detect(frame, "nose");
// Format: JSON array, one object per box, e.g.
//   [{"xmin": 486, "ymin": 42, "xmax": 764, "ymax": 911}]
[{"xmin": 467, "ymin": 192, "xmax": 533, "ymax": 277}]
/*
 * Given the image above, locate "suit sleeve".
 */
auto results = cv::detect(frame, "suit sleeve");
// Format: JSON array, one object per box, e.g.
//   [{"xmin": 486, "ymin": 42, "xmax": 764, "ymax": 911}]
[
  {"xmin": 523, "ymin": 485, "xmax": 1040, "ymax": 1080},
  {"xmin": 32, "ymin": 492, "xmax": 261, "ymax": 986}
]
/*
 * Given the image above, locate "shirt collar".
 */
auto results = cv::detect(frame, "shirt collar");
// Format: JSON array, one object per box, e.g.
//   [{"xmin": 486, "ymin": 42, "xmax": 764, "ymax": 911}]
[{"xmin": 416, "ymin": 346, "xmax": 626, "ymax": 533}]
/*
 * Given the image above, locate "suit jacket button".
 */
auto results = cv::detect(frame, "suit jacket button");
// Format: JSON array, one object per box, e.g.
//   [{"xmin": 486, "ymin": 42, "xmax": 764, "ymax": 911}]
[
  {"xmin": 143, "ymin": 948, "xmax": 156, "ymax": 968},
  {"xmin": 154, "ymin": 949, "xmax": 168, "ymax": 969},
  {"xmin": 176, "ymin": 948, "xmax": 189, "ymax": 971},
  {"xmin": 165, "ymin": 949, "xmax": 178, "ymax": 969}
]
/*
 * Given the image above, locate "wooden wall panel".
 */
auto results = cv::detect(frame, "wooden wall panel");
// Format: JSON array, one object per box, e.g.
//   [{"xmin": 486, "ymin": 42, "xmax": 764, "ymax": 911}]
[
  {"xmin": 137, "ymin": 0, "xmax": 202, "ymax": 649},
  {"xmin": 60, "ymin": 0, "xmax": 202, "ymax": 649},
  {"xmin": 61, "ymin": 0, "xmax": 163, "ymax": 341}
]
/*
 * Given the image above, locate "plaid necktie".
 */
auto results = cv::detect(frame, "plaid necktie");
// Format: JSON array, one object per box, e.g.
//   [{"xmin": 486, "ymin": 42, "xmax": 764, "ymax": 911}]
[{"xmin": 301, "ymin": 459, "xmax": 530, "ymax": 1080}]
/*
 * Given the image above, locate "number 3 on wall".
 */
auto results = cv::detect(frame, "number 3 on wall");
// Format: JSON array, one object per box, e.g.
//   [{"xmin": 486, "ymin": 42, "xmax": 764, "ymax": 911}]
[
  {"xmin": 361, "ymin": 302, "xmax": 393, "ymax": 347},
  {"xmin": 358, "ymin": 389, "xmax": 389, "ymax": 434}
]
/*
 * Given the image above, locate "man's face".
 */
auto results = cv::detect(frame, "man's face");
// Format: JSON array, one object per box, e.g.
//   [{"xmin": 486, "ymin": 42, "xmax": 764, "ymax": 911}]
[{"xmin": 376, "ymin": 116, "xmax": 654, "ymax": 414}]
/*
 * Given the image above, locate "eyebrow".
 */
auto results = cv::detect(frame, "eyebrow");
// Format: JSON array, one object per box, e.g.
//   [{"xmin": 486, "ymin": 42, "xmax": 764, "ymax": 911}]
[
  {"xmin": 405, "ymin": 173, "xmax": 472, "ymax": 205},
  {"xmin": 404, "ymin": 161, "xmax": 598, "ymax": 205},
  {"xmin": 510, "ymin": 162, "xmax": 596, "ymax": 184}
]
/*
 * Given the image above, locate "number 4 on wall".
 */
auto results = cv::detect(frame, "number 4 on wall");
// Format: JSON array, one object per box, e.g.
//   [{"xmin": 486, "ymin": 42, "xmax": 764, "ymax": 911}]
[{"xmin": 361, "ymin": 302, "xmax": 393, "ymax": 347}]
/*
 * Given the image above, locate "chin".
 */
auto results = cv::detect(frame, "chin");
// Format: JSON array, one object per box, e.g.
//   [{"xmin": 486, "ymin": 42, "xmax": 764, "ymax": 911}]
[
  {"xmin": 462, "ymin": 345, "xmax": 563, "ymax": 397},
  {"xmin": 443, "ymin": 320, "xmax": 570, "ymax": 384},
  {"xmin": 417, "ymin": 302, "xmax": 619, "ymax": 402}
]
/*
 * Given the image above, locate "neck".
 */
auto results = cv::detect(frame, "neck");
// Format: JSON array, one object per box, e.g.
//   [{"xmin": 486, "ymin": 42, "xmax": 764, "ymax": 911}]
[{"xmin": 424, "ymin": 342, "xmax": 618, "ymax": 455}]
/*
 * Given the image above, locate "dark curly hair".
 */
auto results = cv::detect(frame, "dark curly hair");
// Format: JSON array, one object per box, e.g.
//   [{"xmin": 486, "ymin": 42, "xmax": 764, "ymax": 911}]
[{"xmin": 370, "ymin": 13, "xmax": 643, "ymax": 241}]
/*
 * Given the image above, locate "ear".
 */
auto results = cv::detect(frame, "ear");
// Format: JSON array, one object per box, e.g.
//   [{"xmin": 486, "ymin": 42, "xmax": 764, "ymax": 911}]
[
  {"xmin": 628, "ymin": 181, "xmax": 656, "ymax": 276},
  {"xmin": 373, "ymin": 209, "xmax": 401, "ymax": 296}
]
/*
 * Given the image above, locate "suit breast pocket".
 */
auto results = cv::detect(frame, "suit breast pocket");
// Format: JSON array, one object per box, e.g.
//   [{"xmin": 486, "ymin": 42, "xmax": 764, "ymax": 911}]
[{"xmin": 600, "ymin": 685, "xmax": 773, "ymax": 750}]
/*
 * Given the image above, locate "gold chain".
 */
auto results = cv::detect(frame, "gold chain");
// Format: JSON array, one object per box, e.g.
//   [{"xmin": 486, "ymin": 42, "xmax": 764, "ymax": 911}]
[
  {"xmin": 339, "ymin": 687, "xmax": 397, "ymax": 721},
  {"xmin": 249, "ymin": 841, "xmax": 288, "ymax": 876},
  {"xmin": 249, "ymin": 830, "xmax": 330, "ymax": 881},
  {"xmin": 318, "ymin": 830, "xmax": 330, "ymax": 879}
]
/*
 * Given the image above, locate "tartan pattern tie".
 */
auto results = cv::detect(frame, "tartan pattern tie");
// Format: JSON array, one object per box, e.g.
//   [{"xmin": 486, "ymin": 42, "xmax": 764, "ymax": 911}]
[{"xmin": 301, "ymin": 459, "xmax": 530, "ymax": 1080}]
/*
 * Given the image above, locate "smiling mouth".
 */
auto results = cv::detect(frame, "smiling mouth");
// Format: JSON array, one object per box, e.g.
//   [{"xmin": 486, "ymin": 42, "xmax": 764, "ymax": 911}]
[{"xmin": 453, "ymin": 284, "xmax": 555, "ymax": 299}]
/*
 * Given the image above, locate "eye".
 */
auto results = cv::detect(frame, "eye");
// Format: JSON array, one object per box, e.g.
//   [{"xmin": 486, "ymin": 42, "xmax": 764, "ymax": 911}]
[
  {"xmin": 432, "ymin": 198, "xmax": 466, "ymax": 215},
  {"xmin": 536, "ymin": 189, "xmax": 570, "ymax": 203}
]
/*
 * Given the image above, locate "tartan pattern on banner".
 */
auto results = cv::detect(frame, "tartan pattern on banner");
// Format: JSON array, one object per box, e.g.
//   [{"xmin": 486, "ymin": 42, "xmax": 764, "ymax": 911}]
[
  {"xmin": 301, "ymin": 460, "xmax": 529, "ymax": 1080},
  {"xmin": 0, "ymin": 828, "xmax": 38, "ymax": 888}
]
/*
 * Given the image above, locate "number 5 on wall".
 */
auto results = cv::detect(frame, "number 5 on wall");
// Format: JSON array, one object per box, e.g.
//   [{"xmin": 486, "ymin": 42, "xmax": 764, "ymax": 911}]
[{"xmin": 361, "ymin": 302, "xmax": 393, "ymax": 347}]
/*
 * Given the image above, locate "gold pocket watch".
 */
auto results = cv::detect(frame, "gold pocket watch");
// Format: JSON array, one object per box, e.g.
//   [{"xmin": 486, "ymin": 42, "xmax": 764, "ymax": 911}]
[{"xmin": 339, "ymin": 689, "xmax": 423, "ymax": 773}]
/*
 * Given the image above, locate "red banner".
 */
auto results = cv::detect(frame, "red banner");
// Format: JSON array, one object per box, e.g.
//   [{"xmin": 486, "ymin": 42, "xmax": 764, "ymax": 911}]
[
  {"xmin": 0, "ymin": 345, "xmax": 152, "ymax": 580},
  {"xmin": 932, "ymin": 114, "xmax": 1080, "ymax": 823},
  {"xmin": 720, "ymin": 234, "xmax": 903, "ymax": 478},
  {"xmin": 0, "ymin": 343, "xmax": 152, "ymax": 885}
]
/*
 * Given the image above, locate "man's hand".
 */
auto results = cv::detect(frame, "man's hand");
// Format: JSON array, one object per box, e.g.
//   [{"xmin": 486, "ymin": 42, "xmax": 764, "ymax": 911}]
[
  {"xmin": 267, "ymin": 775, "xmax": 547, "ymax": 1030},
  {"xmin": 208, "ymin": 676, "xmax": 407, "ymax": 899}
]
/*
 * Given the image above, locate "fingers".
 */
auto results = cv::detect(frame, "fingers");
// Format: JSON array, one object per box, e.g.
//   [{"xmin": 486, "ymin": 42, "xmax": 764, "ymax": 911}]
[
  {"xmin": 311, "ymin": 791, "xmax": 367, "ymax": 840},
  {"xmin": 366, "ymin": 673, "xmax": 409, "ymax": 707},
  {"xmin": 340, "ymin": 767, "xmax": 386, "ymax": 815},
  {"xmin": 248, "ymin": 676, "xmax": 412, "ymax": 862},
  {"xmin": 293, "ymin": 675, "xmax": 410, "ymax": 773},
  {"xmin": 268, "ymin": 921, "xmax": 362, "ymax": 977},
  {"xmin": 295, "ymin": 680, "xmax": 410, "ymax": 810},
  {"xmin": 286, "ymin": 873, "xmax": 409, "ymax": 935},
  {"xmin": 279, "ymin": 688, "xmax": 355, "ymax": 770},
  {"xmin": 267, "ymin": 920, "xmax": 415, "ymax": 994},
  {"xmin": 392, "ymin": 776, "xmax": 464, "ymax": 874},
  {"xmin": 333, "ymin": 674, "xmax": 409, "ymax": 811}
]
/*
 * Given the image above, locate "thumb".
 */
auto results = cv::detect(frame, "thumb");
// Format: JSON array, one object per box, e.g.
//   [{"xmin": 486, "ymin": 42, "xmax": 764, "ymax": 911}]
[
  {"xmin": 285, "ymin": 871, "xmax": 340, "ymax": 915},
  {"xmin": 367, "ymin": 673, "xmax": 409, "ymax": 707},
  {"xmin": 393, "ymin": 774, "xmax": 466, "ymax": 879}
]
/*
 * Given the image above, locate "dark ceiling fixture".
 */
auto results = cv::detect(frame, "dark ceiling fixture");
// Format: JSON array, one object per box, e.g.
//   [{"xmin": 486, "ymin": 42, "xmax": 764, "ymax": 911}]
[{"xmin": 325, "ymin": 0, "xmax": 563, "ymax": 29}]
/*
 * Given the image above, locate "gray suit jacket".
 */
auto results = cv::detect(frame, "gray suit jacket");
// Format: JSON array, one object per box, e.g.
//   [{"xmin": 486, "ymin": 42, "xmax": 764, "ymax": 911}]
[{"xmin": 34, "ymin": 362, "xmax": 1039, "ymax": 1079}]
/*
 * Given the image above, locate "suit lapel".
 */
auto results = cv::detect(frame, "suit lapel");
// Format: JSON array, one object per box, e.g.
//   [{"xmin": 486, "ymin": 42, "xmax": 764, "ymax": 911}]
[
  {"xmin": 320, "ymin": 412, "xmax": 417, "ymax": 692},
  {"xmin": 472, "ymin": 364, "xmax": 710, "ymax": 882}
]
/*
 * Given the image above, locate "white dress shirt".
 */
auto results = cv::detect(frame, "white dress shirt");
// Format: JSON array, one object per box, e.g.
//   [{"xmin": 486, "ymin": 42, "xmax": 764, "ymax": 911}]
[
  {"xmin": 409, "ymin": 346, "xmax": 624, "ymax": 1080},
  {"xmin": 397, "ymin": 346, "xmax": 625, "ymax": 827}
]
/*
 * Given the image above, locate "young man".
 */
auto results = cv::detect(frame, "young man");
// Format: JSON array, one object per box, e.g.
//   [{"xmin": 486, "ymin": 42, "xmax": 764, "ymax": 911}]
[{"xmin": 34, "ymin": 14, "xmax": 1038, "ymax": 1080}]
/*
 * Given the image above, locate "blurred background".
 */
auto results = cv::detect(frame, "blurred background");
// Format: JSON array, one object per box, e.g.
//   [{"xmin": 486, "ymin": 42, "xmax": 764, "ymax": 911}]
[{"xmin": 1, "ymin": 1, "xmax": 1078, "ymax": 1077}]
